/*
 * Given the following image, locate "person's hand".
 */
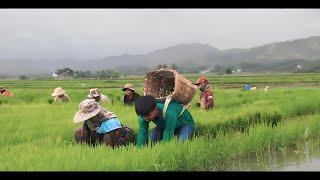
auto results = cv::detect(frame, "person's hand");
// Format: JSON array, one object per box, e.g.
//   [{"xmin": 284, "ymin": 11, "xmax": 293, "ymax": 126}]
[{"xmin": 200, "ymin": 98, "xmax": 206, "ymax": 108}]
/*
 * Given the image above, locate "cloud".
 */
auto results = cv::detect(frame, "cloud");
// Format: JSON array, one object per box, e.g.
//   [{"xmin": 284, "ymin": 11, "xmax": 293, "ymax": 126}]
[
  {"xmin": 0, "ymin": 9, "xmax": 319, "ymax": 60},
  {"xmin": 15, "ymin": 32, "xmax": 35, "ymax": 39}
]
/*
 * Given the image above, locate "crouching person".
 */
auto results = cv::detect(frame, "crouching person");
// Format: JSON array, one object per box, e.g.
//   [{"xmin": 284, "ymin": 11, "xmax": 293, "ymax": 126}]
[
  {"xmin": 73, "ymin": 99, "xmax": 135, "ymax": 147},
  {"xmin": 51, "ymin": 87, "xmax": 70, "ymax": 103},
  {"xmin": 134, "ymin": 95, "xmax": 195, "ymax": 147}
]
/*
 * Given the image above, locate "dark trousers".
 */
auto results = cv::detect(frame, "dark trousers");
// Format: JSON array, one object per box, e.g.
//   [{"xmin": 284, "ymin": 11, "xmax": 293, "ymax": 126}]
[{"xmin": 74, "ymin": 123, "xmax": 136, "ymax": 147}]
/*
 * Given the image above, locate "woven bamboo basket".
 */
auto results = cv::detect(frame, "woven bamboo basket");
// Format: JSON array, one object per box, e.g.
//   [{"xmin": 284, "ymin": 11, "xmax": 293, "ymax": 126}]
[{"xmin": 144, "ymin": 68, "xmax": 196, "ymax": 104}]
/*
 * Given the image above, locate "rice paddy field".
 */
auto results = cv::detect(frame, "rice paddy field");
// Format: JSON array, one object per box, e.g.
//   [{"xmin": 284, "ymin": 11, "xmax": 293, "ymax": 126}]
[{"xmin": 1, "ymin": 73, "xmax": 320, "ymax": 171}]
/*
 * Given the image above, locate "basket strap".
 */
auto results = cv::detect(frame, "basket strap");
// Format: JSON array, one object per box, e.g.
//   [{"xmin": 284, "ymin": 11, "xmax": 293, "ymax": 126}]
[
  {"xmin": 162, "ymin": 96, "xmax": 172, "ymax": 119},
  {"xmin": 163, "ymin": 96, "xmax": 189, "ymax": 119},
  {"xmin": 178, "ymin": 103, "xmax": 189, "ymax": 117}
]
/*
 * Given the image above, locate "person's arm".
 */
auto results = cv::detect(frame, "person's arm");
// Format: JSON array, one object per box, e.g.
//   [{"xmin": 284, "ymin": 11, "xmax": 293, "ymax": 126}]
[
  {"xmin": 133, "ymin": 93, "xmax": 140, "ymax": 103},
  {"xmin": 105, "ymin": 95, "xmax": 111, "ymax": 104},
  {"xmin": 136, "ymin": 116, "xmax": 149, "ymax": 147},
  {"xmin": 82, "ymin": 121, "xmax": 92, "ymax": 143},
  {"xmin": 162, "ymin": 110, "xmax": 177, "ymax": 142},
  {"xmin": 65, "ymin": 95, "xmax": 71, "ymax": 102},
  {"xmin": 200, "ymin": 98, "xmax": 206, "ymax": 109},
  {"xmin": 123, "ymin": 95, "xmax": 127, "ymax": 105},
  {"xmin": 205, "ymin": 92, "xmax": 214, "ymax": 108}
]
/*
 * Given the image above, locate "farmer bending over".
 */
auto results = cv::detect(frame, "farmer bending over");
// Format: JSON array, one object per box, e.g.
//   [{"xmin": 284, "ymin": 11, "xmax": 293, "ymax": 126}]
[
  {"xmin": 134, "ymin": 95, "xmax": 194, "ymax": 147},
  {"xmin": 194, "ymin": 77, "xmax": 214, "ymax": 110},
  {"xmin": 87, "ymin": 88, "xmax": 111, "ymax": 104},
  {"xmin": 122, "ymin": 83, "xmax": 140, "ymax": 106},
  {"xmin": 51, "ymin": 87, "xmax": 70, "ymax": 103},
  {"xmin": 73, "ymin": 99, "xmax": 135, "ymax": 147}
]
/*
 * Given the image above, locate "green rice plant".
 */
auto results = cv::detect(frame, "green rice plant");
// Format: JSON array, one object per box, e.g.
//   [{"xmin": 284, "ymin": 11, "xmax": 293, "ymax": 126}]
[
  {"xmin": 0, "ymin": 103, "xmax": 319, "ymax": 171},
  {"xmin": 47, "ymin": 98, "xmax": 54, "ymax": 104},
  {"xmin": 2, "ymin": 75, "xmax": 320, "ymax": 170}
]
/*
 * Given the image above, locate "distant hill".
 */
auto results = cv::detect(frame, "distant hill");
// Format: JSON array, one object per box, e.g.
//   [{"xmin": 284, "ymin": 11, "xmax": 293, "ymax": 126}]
[
  {"xmin": 1, "ymin": 36, "xmax": 320, "ymax": 76},
  {"xmin": 94, "ymin": 36, "xmax": 320, "ymax": 68},
  {"xmin": 95, "ymin": 43, "xmax": 219, "ymax": 68},
  {"xmin": 214, "ymin": 36, "xmax": 320, "ymax": 65}
]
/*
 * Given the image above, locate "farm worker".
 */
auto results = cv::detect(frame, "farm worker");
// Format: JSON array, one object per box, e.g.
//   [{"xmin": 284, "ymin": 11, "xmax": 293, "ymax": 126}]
[
  {"xmin": 243, "ymin": 85, "xmax": 252, "ymax": 90},
  {"xmin": 0, "ymin": 87, "xmax": 14, "ymax": 97},
  {"xmin": 73, "ymin": 99, "xmax": 136, "ymax": 147},
  {"xmin": 51, "ymin": 87, "xmax": 70, "ymax": 103},
  {"xmin": 264, "ymin": 86, "xmax": 269, "ymax": 92},
  {"xmin": 122, "ymin": 83, "xmax": 140, "ymax": 106},
  {"xmin": 194, "ymin": 77, "xmax": 214, "ymax": 110},
  {"xmin": 134, "ymin": 95, "xmax": 194, "ymax": 147},
  {"xmin": 87, "ymin": 88, "xmax": 111, "ymax": 104}
]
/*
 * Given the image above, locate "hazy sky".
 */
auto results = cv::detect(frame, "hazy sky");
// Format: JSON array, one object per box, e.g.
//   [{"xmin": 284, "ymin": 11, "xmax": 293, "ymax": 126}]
[{"xmin": 0, "ymin": 9, "xmax": 320, "ymax": 60}]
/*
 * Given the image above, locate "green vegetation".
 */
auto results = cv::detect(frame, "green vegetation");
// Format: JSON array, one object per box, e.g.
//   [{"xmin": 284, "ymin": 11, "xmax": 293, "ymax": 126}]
[{"xmin": 1, "ymin": 73, "xmax": 320, "ymax": 170}]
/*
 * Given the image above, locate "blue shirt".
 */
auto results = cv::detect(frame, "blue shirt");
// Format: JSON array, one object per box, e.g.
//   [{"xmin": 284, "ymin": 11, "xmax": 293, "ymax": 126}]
[
  {"xmin": 244, "ymin": 85, "xmax": 252, "ymax": 90},
  {"xmin": 96, "ymin": 118, "xmax": 122, "ymax": 134}
]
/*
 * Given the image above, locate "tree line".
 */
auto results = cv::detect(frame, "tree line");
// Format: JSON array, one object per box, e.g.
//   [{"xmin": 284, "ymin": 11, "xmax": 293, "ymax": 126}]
[
  {"xmin": 55, "ymin": 64, "xmax": 181, "ymax": 79},
  {"xmin": 55, "ymin": 68, "xmax": 121, "ymax": 79}
]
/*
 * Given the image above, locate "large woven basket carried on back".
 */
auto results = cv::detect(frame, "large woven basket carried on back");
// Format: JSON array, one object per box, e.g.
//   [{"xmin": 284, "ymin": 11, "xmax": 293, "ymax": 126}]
[{"xmin": 144, "ymin": 69, "xmax": 196, "ymax": 105}]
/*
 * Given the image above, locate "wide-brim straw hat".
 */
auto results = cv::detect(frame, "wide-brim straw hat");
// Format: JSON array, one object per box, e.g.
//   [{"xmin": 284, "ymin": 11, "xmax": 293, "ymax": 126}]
[
  {"xmin": 122, "ymin": 83, "xmax": 135, "ymax": 91},
  {"xmin": 51, "ymin": 87, "xmax": 65, "ymax": 96},
  {"xmin": 87, "ymin": 88, "xmax": 100, "ymax": 98},
  {"xmin": 73, "ymin": 99, "xmax": 102, "ymax": 123}
]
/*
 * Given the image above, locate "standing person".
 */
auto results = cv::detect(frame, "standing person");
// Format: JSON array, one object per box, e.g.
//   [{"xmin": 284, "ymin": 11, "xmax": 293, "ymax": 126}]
[
  {"xmin": 194, "ymin": 77, "xmax": 214, "ymax": 110},
  {"xmin": 51, "ymin": 87, "xmax": 70, "ymax": 103},
  {"xmin": 122, "ymin": 83, "xmax": 140, "ymax": 106},
  {"xmin": 73, "ymin": 99, "xmax": 135, "ymax": 147},
  {"xmin": 87, "ymin": 88, "xmax": 111, "ymax": 104},
  {"xmin": 134, "ymin": 95, "xmax": 195, "ymax": 147}
]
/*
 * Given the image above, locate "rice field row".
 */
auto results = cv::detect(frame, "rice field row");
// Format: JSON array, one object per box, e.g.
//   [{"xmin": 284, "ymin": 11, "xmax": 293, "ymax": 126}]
[{"xmin": 1, "ymin": 74, "xmax": 320, "ymax": 170}]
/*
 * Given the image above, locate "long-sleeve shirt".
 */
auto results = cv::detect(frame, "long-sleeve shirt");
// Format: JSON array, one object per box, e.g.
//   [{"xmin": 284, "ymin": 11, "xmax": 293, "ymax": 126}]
[
  {"xmin": 54, "ymin": 94, "xmax": 70, "ymax": 103},
  {"xmin": 136, "ymin": 100, "xmax": 194, "ymax": 147},
  {"xmin": 200, "ymin": 89, "xmax": 214, "ymax": 110},
  {"xmin": 123, "ymin": 92, "xmax": 140, "ymax": 106},
  {"xmin": 0, "ymin": 90, "xmax": 14, "ymax": 96},
  {"xmin": 100, "ymin": 94, "xmax": 111, "ymax": 104}
]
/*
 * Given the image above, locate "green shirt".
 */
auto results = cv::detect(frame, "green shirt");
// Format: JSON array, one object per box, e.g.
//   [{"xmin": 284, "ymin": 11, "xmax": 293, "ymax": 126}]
[{"xmin": 136, "ymin": 100, "xmax": 195, "ymax": 147}]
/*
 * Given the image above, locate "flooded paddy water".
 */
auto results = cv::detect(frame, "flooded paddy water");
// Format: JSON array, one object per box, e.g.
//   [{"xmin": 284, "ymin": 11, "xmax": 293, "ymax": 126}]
[{"xmin": 220, "ymin": 141, "xmax": 320, "ymax": 171}]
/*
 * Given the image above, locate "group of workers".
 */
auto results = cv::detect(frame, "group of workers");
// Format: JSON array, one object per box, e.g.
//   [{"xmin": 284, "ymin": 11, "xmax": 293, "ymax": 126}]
[
  {"xmin": 66, "ymin": 77, "xmax": 214, "ymax": 148},
  {"xmin": 50, "ymin": 83, "xmax": 140, "ymax": 106},
  {"xmin": 49, "ymin": 83, "xmax": 142, "ymax": 147},
  {"xmin": 2, "ymin": 76, "xmax": 215, "ymax": 148}
]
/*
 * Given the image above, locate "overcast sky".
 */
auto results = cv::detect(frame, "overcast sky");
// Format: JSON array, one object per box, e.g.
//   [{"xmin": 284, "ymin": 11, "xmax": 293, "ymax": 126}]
[{"xmin": 0, "ymin": 9, "xmax": 320, "ymax": 60}]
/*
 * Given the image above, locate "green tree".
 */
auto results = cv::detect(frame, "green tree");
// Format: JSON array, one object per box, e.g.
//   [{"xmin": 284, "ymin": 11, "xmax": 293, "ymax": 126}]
[
  {"xmin": 19, "ymin": 75, "xmax": 28, "ymax": 80},
  {"xmin": 97, "ymin": 69, "xmax": 120, "ymax": 79},
  {"xmin": 155, "ymin": 64, "xmax": 168, "ymax": 70},
  {"xmin": 74, "ymin": 71, "xmax": 91, "ymax": 78},
  {"xmin": 170, "ymin": 64, "xmax": 179, "ymax": 71},
  {"xmin": 225, "ymin": 68, "xmax": 232, "ymax": 74},
  {"xmin": 55, "ymin": 68, "xmax": 74, "ymax": 78}
]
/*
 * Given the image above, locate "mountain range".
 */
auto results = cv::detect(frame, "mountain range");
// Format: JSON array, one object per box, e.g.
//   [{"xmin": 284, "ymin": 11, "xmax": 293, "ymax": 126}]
[{"xmin": 1, "ymin": 36, "xmax": 320, "ymax": 76}]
